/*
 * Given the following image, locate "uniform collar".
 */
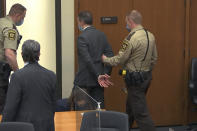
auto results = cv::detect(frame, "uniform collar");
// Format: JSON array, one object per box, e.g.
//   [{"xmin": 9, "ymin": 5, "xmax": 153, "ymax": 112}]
[
  {"xmin": 130, "ymin": 25, "xmax": 144, "ymax": 34},
  {"xmin": 6, "ymin": 16, "xmax": 15, "ymax": 25}
]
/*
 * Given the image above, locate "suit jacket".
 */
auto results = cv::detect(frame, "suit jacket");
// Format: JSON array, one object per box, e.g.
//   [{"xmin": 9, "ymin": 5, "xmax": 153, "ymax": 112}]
[
  {"xmin": 74, "ymin": 26, "xmax": 114, "ymax": 87},
  {"xmin": 2, "ymin": 63, "xmax": 57, "ymax": 131}
]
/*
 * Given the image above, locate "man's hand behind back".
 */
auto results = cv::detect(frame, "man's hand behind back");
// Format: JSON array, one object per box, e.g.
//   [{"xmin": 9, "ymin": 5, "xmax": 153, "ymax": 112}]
[{"xmin": 98, "ymin": 74, "xmax": 113, "ymax": 88}]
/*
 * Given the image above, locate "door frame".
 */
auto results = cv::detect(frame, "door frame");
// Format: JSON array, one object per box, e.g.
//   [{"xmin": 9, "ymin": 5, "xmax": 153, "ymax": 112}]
[
  {"xmin": 0, "ymin": 0, "xmax": 6, "ymax": 17},
  {"xmin": 74, "ymin": 0, "xmax": 79, "ymax": 72},
  {"xmin": 55, "ymin": 0, "xmax": 62, "ymax": 98},
  {"xmin": 183, "ymin": 0, "xmax": 191, "ymax": 125}
]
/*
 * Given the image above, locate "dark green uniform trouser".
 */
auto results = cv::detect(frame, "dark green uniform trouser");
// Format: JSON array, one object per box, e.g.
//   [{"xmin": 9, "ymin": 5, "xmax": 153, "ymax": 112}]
[
  {"xmin": 0, "ymin": 74, "xmax": 9, "ymax": 114},
  {"xmin": 0, "ymin": 63, "xmax": 11, "ymax": 114},
  {"xmin": 126, "ymin": 72, "xmax": 156, "ymax": 131},
  {"xmin": 0, "ymin": 85, "xmax": 8, "ymax": 114}
]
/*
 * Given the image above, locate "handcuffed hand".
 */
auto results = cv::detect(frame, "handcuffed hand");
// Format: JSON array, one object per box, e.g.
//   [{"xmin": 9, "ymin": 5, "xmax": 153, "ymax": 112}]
[{"xmin": 98, "ymin": 74, "xmax": 113, "ymax": 88}]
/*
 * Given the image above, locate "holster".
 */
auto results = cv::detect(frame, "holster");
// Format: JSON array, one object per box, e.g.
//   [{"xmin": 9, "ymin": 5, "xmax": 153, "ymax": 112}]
[
  {"xmin": 124, "ymin": 71, "xmax": 149, "ymax": 87},
  {"xmin": 0, "ymin": 62, "xmax": 12, "ymax": 81},
  {"xmin": 17, "ymin": 35, "xmax": 22, "ymax": 47}
]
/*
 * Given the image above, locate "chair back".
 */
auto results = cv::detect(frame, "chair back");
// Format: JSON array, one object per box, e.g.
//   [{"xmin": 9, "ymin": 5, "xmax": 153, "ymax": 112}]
[
  {"xmin": 189, "ymin": 58, "xmax": 197, "ymax": 104},
  {"xmin": 80, "ymin": 111, "xmax": 129, "ymax": 131},
  {"xmin": 0, "ymin": 122, "xmax": 34, "ymax": 131}
]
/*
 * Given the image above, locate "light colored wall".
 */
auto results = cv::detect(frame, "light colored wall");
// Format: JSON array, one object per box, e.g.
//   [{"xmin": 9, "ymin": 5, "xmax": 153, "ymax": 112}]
[
  {"xmin": 6, "ymin": 1, "xmax": 75, "ymax": 98},
  {"xmin": 6, "ymin": 0, "xmax": 56, "ymax": 73},
  {"xmin": 61, "ymin": 0, "xmax": 75, "ymax": 98}
]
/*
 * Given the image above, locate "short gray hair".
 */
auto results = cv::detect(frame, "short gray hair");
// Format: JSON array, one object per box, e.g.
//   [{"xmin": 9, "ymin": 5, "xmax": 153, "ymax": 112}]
[
  {"xmin": 22, "ymin": 40, "xmax": 40, "ymax": 63},
  {"xmin": 127, "ymin": 10, "xmax": 142, "ymax": 24},
  {"xmin": 9, "ymin": 3, "xmax": 26, "ymax": 16}
]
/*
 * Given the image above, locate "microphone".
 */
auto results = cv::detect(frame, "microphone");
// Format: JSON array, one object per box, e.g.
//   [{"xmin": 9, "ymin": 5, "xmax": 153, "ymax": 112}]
[
  {"xmin": 75, "ymin": 85, "xmax": 102, "ymax": 110},
  {"xmin": 76, "ymin": 86, "xmax": 102, "ymax": 131}
]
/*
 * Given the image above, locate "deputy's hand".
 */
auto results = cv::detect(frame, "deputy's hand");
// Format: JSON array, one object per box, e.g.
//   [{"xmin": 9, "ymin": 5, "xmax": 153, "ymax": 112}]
[
  {"xmin": 98, "ymin": 74, "xmax": 113, "ymax": 88},
  {"xmin": 102, "ymin": 54, "xmax": 107, "ymax": 62}
]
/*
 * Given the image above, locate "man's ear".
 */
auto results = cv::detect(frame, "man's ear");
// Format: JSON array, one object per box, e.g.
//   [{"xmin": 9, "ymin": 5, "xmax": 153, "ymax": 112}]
[
  {"xmin": 80, "ymin": 21, "xmax": 85, "ymax": 27},
  {"xmin": 15, "ymin": 13, "xmax": 21, "ymax": 18},
  {"xmin": 129, "ymin": 18, "xmax": 135, "ymax": 25}
]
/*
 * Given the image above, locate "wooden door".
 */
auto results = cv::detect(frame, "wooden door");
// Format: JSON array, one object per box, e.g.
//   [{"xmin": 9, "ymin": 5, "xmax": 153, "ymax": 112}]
[
  {"xmin": 76, "ymin": 0, "xmax": 186, "ymax": 126},
  {"xmin": 188, "ymin": 0, "xmax": 197, "ymax": 123}
]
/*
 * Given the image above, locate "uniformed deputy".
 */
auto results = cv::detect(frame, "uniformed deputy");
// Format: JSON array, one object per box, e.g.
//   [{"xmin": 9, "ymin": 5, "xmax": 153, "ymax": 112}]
[
  {"xmin": 0, "ymin": 4, "xmax": 26, "ymax": 114},
  {"xmin": 102, "ymin": 10, "xmax": 158, "ymax": 131}
]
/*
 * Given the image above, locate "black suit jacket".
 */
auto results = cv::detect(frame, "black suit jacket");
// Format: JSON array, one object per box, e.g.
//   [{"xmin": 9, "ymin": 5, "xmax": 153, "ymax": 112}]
[
  {"xmin": 74, "ymin": 26, "xmax": 114, "ymax": 86},
  {"xmin": 2, "ymin": 63, "xmax": 57, "ymax": 131}
]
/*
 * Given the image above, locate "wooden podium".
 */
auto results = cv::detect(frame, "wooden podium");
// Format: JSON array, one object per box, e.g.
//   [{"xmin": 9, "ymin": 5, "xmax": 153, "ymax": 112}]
[
  {"xmin": 0, "ymin": 111, "xmax": 91, "ymax": 131},
  {"xmin": 55, "ymin": 111, "xmax": 88, "ymax": 131}
]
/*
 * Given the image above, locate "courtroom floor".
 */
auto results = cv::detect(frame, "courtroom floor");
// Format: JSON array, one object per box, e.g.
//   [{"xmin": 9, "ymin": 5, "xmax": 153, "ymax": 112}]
[{"xmin": 131, "ymin": 125, "xmax": 197, "ymax": 131}]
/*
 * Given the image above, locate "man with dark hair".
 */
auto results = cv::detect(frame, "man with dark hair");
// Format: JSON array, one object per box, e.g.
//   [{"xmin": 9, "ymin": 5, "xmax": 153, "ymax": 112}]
[
  {"xmin": 0, "ymin": 3, "xmax": 26, "ymax": 113},
  {"xmin": 2, "ymin": 40, "xmax": 57, "ymax": 131},
  {"xmin": 78, "ymin": 11, "xmax": 93, "ymax": 25},
  {"xmin": 73, "ymin": 11, "xmax": 113, "ymax": 110}
]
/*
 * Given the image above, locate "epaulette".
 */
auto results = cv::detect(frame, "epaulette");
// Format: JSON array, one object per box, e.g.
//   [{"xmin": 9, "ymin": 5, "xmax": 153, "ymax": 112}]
[
  {"xmin": 2, "ymin": 27, "xmax": 8, "ymax": 33},
  {"xmin": 126, "ymin": 32, "xmax": 136, "ymax": 41}
]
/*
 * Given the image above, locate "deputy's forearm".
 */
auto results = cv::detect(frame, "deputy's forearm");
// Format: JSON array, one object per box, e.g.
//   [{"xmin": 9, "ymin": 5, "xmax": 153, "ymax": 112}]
[
  {"xmin": 5, "ymin": 49, "xmax": 19, "ymax": 71},
  {"xmin": 103, "ymin": 56, "xmax": 121, "ymax": 67}
]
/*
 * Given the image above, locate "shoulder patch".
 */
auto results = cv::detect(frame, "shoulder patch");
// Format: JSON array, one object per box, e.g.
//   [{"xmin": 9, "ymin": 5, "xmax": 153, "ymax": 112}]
[
  {"xmin": 126, "ymin": 32, "xmax": 136, "ymax": 41},
  {"xmin": 8, "ymin": 29, "xmax": 16, "ymax": 41},
  {"xmin": 120, "ymin": 40, "xmax": 129, "ymax": 52}
]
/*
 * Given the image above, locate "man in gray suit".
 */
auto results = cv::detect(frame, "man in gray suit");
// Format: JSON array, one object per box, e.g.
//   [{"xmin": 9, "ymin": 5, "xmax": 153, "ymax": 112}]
[
  {"xmin": 2, "ymin": 40, "xmax": 57, "ymax": 131},
  {"xmin": 73, "ymin": 11, "xmax": 113, "ymax": 110}
]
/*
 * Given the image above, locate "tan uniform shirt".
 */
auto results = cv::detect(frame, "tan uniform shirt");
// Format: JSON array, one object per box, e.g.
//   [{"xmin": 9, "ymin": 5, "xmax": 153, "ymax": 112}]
[
  {"xmin": 0, "ymin": 16, "xmax": 19, "ymax": 63},
  {"xmin": 103, "ymin": 25, "xmax": 158, "ymax": 72}
]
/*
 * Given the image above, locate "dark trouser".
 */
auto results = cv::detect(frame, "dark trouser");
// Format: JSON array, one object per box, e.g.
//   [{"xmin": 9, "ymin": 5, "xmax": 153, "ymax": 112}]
[
  {"xmin": 0, "ymin": 63, "xmax": 11, "ymax": 114},
  {"xmin": 0, "ymin": 84, "xmax": 8, "ymax": 114},
  {"xmin": 126, "ymin": 73, "xmax": 156, "ymax": 131},
  {"xmin": 71, "ymin": 85, "xmax": 104, "ymax": 111}
]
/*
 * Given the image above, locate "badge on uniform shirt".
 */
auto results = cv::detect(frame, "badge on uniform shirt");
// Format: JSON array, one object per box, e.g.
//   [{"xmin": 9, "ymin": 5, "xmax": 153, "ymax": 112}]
[
  {"xmin": 120, "ymin": 40, "xmax": 129, "ymax": 52},
  {"xmin": 8, "ymin": 29, "xmax": 16, "ymax": 41}
]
